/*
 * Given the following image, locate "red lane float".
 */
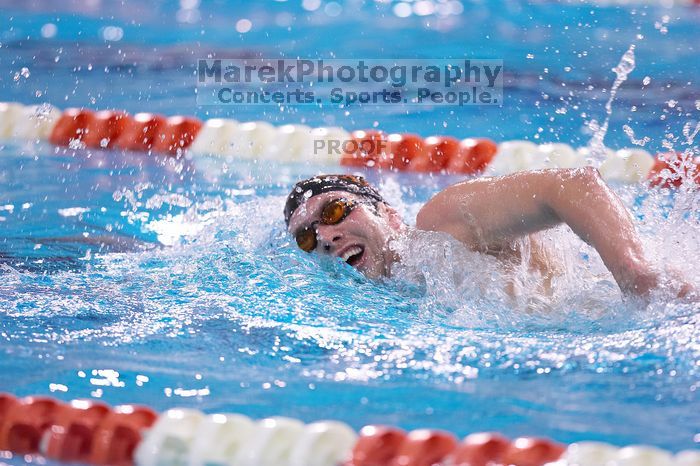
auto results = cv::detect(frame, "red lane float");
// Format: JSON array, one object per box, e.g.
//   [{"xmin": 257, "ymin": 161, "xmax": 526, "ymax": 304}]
[
  {"xmin": 448, "ymin": 138, "xmax": 499, "ymax": 174},
  {"xmin": 0, "ymin": 396, "xmax": 62, "ymax": 454},
  {"xmin": 341, "ymin": 131, "xmax": 499, "ymax": 175},
  {"xmin": 82, "ymin": 110, "xmax": 129, "ymax": 149},
  {"xmin": 49, "ymin": 108, "xmax": 95, "ymax": 146},
  {"xmin": 151, "ymin": 116, "xmax": 203, "ymax": 155},
  {"xmin": 0, "ymin": 394, "xmax": 19, "ymax": 433},
  {"xmin": 0, "ymin": 394, "xmax": 155, "ymax": 466},
  {"xmin": 448, "ymin": 432, "xmax": 511, "ymax": 466},
  {"xmin": 647, "ymin": 152, "xmax": 700, "ymax": 189},
  {"xmin": 9, "ymin": 102, "xmax": 700, "ymax": 183},
  {"xmin": 502, "ymin": 436, "xmax": 567, "ymax": 466},
  {"xmin": 389, "ymin": 429, "xmax": 458, "ymax": 466},
  {"xmin": 347, "ymin": 425, "xmax": 407, "ymax": 466},
  {"xmin": 43, "ymin": 400, "xmax": 111, "ymax": 463},
  {"xmin": 341, "ymin": 130, "xmax": 388, "ymax": 168},
  {"xmin": 47, "ymin": 108, "xmax": 201, "ymax": 156},
  {"xmin": 7, "ymin": 392, "xmax": 699, "ymax": 466},
  {"xmin": 387, "ymin": 133, "xmax": 424, "ymax": 170},
  {"xmin": 114, "ymin": 113, "xmax": 167, "ymax": 152},
  {"xmin": 409, "ymin": 136, "xmax": 460, "ymax": 172},
  {"xmin": 88, "ymin": 404, "xmax": 157, "ymax": 466}
]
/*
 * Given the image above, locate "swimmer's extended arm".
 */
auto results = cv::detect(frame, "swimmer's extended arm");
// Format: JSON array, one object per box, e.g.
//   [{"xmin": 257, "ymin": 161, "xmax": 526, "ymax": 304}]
[{"xmin": 416, "ymin": 167, "xmax": 658, "ymax": 295}]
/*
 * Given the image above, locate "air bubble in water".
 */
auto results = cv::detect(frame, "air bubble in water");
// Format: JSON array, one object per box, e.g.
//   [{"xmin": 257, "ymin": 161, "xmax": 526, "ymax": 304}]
[{"xmin": 643, "ymin": 76, "xmax": 651, "ymax": 86}]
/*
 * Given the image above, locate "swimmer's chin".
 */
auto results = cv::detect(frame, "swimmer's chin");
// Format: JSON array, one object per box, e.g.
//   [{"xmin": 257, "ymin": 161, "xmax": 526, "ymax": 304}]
[{"xmin": 352, "ymin": 248, "xmax": 401, "ymax": 281}]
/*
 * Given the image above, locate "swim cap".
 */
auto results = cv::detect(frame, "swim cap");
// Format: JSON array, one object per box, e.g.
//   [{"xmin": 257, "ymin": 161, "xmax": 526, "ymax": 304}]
[{"xmin": 284, "ymin": 174, "xmax": 385, "ymax": 225}]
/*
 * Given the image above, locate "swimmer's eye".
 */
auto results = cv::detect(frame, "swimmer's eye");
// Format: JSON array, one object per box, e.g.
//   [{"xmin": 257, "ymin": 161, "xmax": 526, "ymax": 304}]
[
  {"xmin": 294, "ymin": 199, "xmax": 356, "ymax": 253},
  {"xmin": 295, "ymin": 227, "xmax": 317, "ymax": 253},
  {"xmin": 321, "ymin": 198, "xmax": 354, "ymax": 225}
]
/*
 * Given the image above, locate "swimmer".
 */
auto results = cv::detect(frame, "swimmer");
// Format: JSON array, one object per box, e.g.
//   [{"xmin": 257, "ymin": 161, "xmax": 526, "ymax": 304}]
[{"xmin": 284, "ymin": 169, "xmax": 694, "ymax": 298}]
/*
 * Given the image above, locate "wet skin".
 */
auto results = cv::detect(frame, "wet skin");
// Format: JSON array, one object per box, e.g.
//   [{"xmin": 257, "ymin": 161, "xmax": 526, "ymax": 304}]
[
  {"xmin": 287, "ymin": 191, "xmax": 404, "ymax": 279},
  {"xmin": 288, "ymin": 168, "xmax": 694, "ymax": 298}
]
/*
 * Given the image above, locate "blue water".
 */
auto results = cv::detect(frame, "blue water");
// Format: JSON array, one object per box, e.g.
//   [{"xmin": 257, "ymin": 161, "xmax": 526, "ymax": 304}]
[{"xmin": 1, "ymin": 0, "xmax": 699, "ymax": 461}]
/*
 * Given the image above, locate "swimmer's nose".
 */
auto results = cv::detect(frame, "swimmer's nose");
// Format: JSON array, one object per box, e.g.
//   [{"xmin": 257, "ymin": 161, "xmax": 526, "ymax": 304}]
[{"xmin": 315, "ymin": 224, "xmax": 342, "ymax": 253}]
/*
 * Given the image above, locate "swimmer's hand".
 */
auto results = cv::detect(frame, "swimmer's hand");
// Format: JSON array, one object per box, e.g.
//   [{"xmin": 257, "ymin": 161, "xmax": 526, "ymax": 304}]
[
  {"xmin": 663, "ymin": 267, "xmax": 698, "ymax": 301},
  {"xmin": 618, "ymin": 262, "xmax": 659, "ymax": 297},
  {"xmin": 618, "ymin": 263, "xmax": 697, "ymax": 302}
]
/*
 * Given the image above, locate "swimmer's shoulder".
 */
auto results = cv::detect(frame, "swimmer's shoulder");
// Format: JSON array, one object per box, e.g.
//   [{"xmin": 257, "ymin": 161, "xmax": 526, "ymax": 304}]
[{"xmin": 415, "ymin": 179, "xmax": 484, "ymax": 246}]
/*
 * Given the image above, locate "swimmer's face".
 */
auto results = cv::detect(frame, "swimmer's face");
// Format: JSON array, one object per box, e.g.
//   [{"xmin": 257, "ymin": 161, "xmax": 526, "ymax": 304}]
[{"xmin": 288, "ymin": 191, "xmax": 403, "ymax": 279}]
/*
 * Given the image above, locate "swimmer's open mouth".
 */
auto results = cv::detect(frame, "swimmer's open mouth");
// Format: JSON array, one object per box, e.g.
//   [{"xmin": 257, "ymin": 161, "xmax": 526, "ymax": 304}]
[{"xmin": 340, "ymin": 245, "xmax": 365, "ymax": 267}]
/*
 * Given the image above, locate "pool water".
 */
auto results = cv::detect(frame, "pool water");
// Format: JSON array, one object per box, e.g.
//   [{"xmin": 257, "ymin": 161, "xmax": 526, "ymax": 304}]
[{"xmin": 1, "ymin": 0, "xmax": 700, "ymax": 459}]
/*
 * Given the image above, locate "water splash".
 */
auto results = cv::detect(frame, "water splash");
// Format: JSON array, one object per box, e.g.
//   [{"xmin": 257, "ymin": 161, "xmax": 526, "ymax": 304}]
[
  {"xmin": 588, "ymin": 45, "xmax": 636, "ymax": 161},
  {"xmin": 622, "ymin": 124, "xmax": 651, "ymax": 147},
  {"xmin": 682, "ymin": 121, "xmax": 700, "ymax": 146}
]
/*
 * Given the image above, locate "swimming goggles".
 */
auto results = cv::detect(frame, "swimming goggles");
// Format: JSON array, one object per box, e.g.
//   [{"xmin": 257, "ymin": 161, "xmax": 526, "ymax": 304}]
[{"xmin": 294, "ymin": 198, "xmax": 360, "ymax": 253}]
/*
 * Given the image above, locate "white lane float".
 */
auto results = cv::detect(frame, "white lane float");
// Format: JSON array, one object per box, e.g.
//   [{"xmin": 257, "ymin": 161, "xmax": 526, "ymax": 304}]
[
  {"xmin": 187, "ymin": 413, "xmax": 255, "ymax": 466},
  {"xmin": 287, "ymin": 421, "xmax": 357, "ymax": 466},
  {"xmin": 560, "ymin": 441, "xmax": 621, "ymax": 466},
  {"xmin": 614, "ymin": 445, "xmax": 675, "ymax": 466},
  {"xmin": 128, "ymin": 406, "xmax": 358, "ymax": 466},
  {"xmin": 488, "ymin": 141, "xmax": 588, "ymax": 175},
  {"xmin": 309, "ymin": 126, "xmax": 350, "ymax": 165},
  {"xmin": 188, "ymin": 120, "xmax": 349, "ymax": 165},
  {"xmin": 2, "ymin": 388, "xmax": 700, "ymax": 466},
  {"xmin": 538, "ymin": 143, "xmax": 587, "ymax": 169},
  {"xmin": 276, "ymin": 124, "xmax": 350, "ymax": 165},
  {"xmin": 271, "ymin": 124, "xmax": 315, "ymax": 161},
  {"xmin": 549, "ymin": 441, "xmax": 700, "ymax": 466},
  {"xmin": 0, "ymin": 102, "xmax": 61, "ymax": 140},
  {"xmin": 577, "ymin": 145, "xmax": 616, "ymax": 165},
  {"xmin": 232, "ymin": 416, "xmax": 305, "ymax": 466},
  {"xmin": 188, "ymin": 118, "xmax": 240, "ymax": 156},
  {"xmin": 134, "ymin": 408, "xmax": 204, "ymax": 466},
  {"xmin": 1, "ymin": 101, "xmax": 695, "ymax": 188},
  {"xmin": 0, "ymin": 102, "xmax": 25, "ymax": 138},
  {"xmin": 487, "ymin": 140, "xmax": 540, "ymax": 175},
  {"xmin": 191, "ymin": 120, "xmax": 276, "ymax": 159},
  {"xmin": 675, "ymin": 450, "xmax": 700, "ymax": 466},
  {"xmin": 599, "ymin": 148, "xmax": 656, "ymax": 183},
  {"xmin": 228, "ymin": 121, "xmax": 278, "ymax": 159}
]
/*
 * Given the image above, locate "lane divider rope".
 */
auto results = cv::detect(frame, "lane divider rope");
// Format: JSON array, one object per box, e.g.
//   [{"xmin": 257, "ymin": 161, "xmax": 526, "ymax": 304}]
[
  {"xmin": 1, "ymin": 102, "xmax": 699, "ymax": 189},
  {"xmin": 1, "ymin": 393, "xmax": 699, "ymax": 466}
]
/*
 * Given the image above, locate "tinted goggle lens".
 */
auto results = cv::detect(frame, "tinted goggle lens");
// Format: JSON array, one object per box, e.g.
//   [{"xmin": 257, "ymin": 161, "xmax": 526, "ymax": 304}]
[
  {"xmin": 294, "ymin": 199, "xmax": 354, "ymax": 253},
  {"xmin": 295, "ymin": 227, "xmax": 317, "ymax": 252},
  {"xmin": 321, "ymin": 199, "xmax": 352, "ymax": 225}
]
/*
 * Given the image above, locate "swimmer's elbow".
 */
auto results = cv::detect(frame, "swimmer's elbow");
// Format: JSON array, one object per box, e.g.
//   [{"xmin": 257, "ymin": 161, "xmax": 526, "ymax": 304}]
[
  {"xmin": 575, "ymin": 166, "xmax": 603, "ymax": 184},
  {"xmin": 545, "ymin": 166, "xmax": 606, "ymax": 202},
  {"xmin": 558, "ymin": 166, "xmax": 603, "ymax": 186},
  {"xmin": 416, "ymin": 206, "xmax": 438, "ymax": 231}
]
